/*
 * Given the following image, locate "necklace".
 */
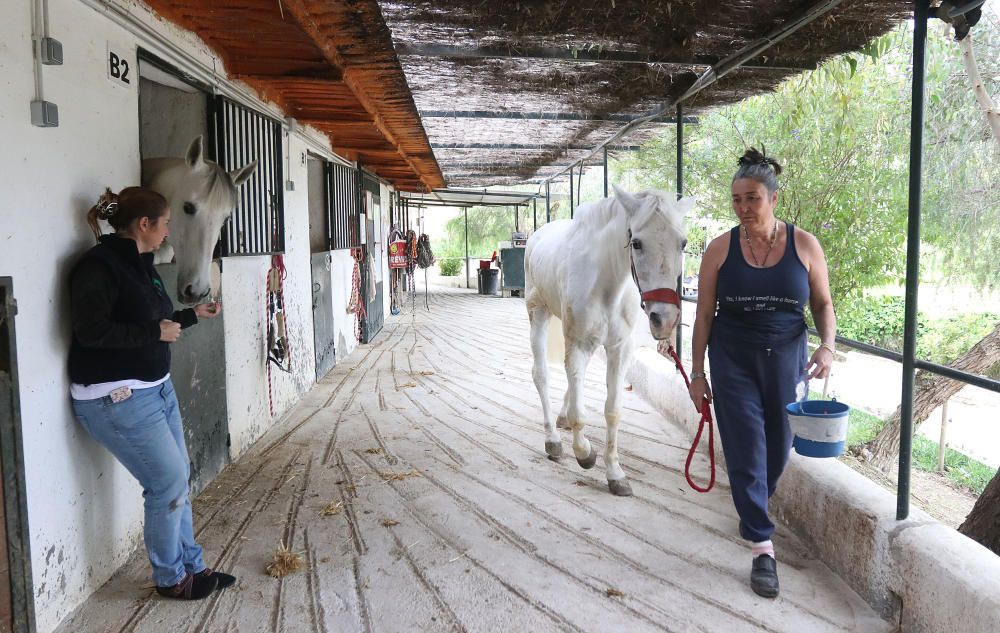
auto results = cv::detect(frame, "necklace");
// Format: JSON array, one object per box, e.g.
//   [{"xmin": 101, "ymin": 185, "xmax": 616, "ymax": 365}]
[{"xmin": 743, "ymin": 220, "xmax": 778, "ymax": 267}]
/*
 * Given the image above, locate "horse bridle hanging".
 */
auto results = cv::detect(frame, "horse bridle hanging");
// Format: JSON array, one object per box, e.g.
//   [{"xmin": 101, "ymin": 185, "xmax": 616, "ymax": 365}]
[{"xmin": 626, "ymin": 228, "xmax": 681, "ymax": 309}]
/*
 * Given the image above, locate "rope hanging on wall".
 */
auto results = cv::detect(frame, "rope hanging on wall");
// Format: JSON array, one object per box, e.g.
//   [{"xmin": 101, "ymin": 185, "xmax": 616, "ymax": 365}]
[
  {"xmin": 348, "ymin": 248, "xmax": 366, "ymax": 343},
  {"xmin": 266, "ymin": 254, "xmax": 292, "ymax": 417}
]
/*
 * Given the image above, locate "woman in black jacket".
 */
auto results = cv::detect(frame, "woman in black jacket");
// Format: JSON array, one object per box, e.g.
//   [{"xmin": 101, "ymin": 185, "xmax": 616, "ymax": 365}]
[{"xmin": 69, "ymin": 187, "xmax": 234, "ymax": 600}]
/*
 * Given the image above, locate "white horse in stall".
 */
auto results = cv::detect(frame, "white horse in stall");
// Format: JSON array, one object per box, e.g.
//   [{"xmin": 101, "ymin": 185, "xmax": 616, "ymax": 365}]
[
  {"xmin": 525, "ymin": 186, "xmax": 694, "ymax": 496},
  {"xmin": 142, "ymin": 136, "xmax": 257, "ymax": 304}
]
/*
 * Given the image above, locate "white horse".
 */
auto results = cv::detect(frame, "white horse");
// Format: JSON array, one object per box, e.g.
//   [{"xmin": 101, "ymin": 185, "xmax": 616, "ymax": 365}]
[
  {"xmin": 525, "ymin": 186, "xmax": 694, "ymax": 496},
  {"xmin": 142, "ymin": 136, "xmax": 257, "ymax": 304}
]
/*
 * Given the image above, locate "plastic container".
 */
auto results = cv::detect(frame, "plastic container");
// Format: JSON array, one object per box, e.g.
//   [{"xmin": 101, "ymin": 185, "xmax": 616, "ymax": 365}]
[
  {"xmin": 785, "ymin": 399, "xmax": 850, "ymax": 458},
  {"xmin": 477, "ymin": 268, "xmax": 499, "ymax": 295}
]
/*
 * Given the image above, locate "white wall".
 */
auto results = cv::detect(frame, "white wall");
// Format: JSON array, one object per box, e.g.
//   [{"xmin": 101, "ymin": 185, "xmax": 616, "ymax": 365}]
[
  {"xmin": 223, "ymin": 134, "xmax": 318, "ymax": 456},
  {"xmin": 0, "ymin": 2, "xmax": 384, "ymax": 630},
  {"xmin": 329, "ymin": 251, "xmax": 362, "ymax": 363}
]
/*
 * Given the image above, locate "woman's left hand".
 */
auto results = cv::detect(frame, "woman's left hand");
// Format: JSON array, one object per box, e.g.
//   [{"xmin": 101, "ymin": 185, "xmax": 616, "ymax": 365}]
[
  {"xmin": 194, "ymin": 302, "xmax": 223, "ymax": 318},
  {"xmin": 806, "ymin": 346, "xmax": 834, "ymax": 379}
]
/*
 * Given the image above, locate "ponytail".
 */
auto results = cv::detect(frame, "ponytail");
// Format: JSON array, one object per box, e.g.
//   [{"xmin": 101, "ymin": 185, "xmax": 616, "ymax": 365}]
[{"xmin": 86, "ymin": 186, "xmax": 168, "ymax": 241}]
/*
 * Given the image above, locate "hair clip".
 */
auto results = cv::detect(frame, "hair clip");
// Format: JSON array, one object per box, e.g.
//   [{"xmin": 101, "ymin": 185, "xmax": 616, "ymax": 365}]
[{"xmin": 99, "ymin": 200, "xmax": 119, "ymax": 218}]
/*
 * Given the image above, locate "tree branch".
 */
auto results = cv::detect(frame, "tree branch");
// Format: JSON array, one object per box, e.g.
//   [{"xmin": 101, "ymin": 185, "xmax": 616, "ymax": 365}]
[{"xmin": 957, "ymin": 33, "xmax": 1000, "ymax": 146}]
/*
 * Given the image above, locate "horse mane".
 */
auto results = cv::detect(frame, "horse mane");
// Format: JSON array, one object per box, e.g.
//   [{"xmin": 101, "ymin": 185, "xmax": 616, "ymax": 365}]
[
  {"xmin": 202, "ymin": 163, "xmax": 238, "ymax": 212},
  {"xmin": 574, "ymin": 189, "xmax": 681, "ymax": 232}
]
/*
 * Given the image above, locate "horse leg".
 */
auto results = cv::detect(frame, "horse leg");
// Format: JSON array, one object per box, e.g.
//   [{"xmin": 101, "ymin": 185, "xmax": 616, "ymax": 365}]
[
  {"xmin": 529, "ymin": 305, "xmax": 561, "ymax": 460},
  {"xmin": 603, "ymin": 342, "xmax": 633, "ymax": 496},
  {"xmin": 565, "ymin": 343, "xmax": 598, "ymax": 470},
  {"xmin": 556, "ymin": 391, "xmax": 571, "ymax": 429}
]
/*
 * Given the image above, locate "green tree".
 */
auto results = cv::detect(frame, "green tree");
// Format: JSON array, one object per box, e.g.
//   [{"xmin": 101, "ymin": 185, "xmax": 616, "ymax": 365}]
[{"xmin": 621, "ymin": 28, "xmax": 914, "ymax": 302}]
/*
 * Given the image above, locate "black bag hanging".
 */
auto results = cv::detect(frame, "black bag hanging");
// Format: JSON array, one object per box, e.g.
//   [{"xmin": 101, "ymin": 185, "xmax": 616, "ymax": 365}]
[{"xmin": 416, "ymin": 234, "xmax": 436, "ymax": 269}]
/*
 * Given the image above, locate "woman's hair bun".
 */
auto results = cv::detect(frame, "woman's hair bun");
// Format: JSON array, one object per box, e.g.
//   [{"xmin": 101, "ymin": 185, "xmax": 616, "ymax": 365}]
[
  {"xmin": 95, "ymin": 188, "xmax": 120, "ymax": 220},
  {"xmin": 738, "ymin": 146, "xmax": 783, "ymax": 176}
]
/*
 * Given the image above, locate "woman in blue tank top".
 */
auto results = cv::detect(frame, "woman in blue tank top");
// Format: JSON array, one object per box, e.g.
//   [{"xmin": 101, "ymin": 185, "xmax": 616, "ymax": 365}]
[{"xmin": 689, "ymin": 148, "xmax": 837, "ymax": 599}]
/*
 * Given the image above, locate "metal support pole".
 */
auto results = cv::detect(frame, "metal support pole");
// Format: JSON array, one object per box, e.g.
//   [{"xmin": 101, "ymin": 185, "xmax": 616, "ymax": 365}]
[
  {"xmin": 675, "ymin": 103, "xmax": 684, "ymax": 356},
  {"xmin": 514, "ymin": 205, "xmax": 519, "ymax": 232},
  {"xmin": 898, "ymin": 0, "xmax": 929, "ymax": 521},
  {"xmin": 465, "ymin": 208, "xmax": 470, "ymax": 290},
  {"xmin": 569, "ymin": 167, "xmax": 574, "ymax": 219},
  {"xmin": 603, "ymin": 147, "xmax": 609, "ymax": 198},
  {"xmin": 533, "ymin": 197, "xmax": 538, "ymax": 230},
  {"xmin": 545, "ymin": 182, "xmax": 551, "ymax": 222}
]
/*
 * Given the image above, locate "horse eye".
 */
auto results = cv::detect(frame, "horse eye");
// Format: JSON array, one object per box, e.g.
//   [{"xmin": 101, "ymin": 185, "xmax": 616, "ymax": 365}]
[
  {"xmin": 631, "ymin": 238, "xmax": 642, "ymax": 250},
  {"xmin": 183, "ymin": 202, "xmax": 197, "ymax": 216}
]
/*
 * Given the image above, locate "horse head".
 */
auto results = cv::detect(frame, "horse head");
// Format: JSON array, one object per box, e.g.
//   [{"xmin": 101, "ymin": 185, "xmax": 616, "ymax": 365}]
[
  {"xmin": 143, "ymin": 136, "xmax": 257, "ymax": 305},
  {"xmin": 612, "ymin": 185, "xmax": 694, "ymax": 342}
]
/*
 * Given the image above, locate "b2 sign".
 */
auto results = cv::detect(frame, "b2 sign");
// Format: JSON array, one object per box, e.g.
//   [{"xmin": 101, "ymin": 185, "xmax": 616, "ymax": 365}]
[{"xmin": 106, "ymin": 45, "xmax": 133, "ymax": 88}]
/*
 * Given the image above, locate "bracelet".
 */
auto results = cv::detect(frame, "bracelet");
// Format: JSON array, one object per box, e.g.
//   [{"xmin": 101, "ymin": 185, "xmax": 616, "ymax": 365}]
[
  {"xmin": 819, "ymin": 343, "xmax": 835, "ymax": 355},
  {"xmin": 691, "ymin": 370, "xmax": 707, "ymax": 380}
]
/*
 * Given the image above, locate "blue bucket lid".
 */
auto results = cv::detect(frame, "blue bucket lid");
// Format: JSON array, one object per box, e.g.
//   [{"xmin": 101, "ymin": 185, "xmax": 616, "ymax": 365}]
[{"xmin": 786, "ymin": 399, "xmax": 850, "ymax": 418}]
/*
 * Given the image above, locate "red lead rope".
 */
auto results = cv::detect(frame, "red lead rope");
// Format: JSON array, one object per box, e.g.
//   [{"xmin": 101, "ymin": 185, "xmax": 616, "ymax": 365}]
[{"xmin": 664, "ymin": 346, "xmax": 716, "ymax": 493}]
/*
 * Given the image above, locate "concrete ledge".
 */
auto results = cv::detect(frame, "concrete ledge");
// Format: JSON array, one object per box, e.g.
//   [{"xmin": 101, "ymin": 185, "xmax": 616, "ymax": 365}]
[{"xmin": 627, "ymin": 347, "xmax": 1000, "ymax": 633}]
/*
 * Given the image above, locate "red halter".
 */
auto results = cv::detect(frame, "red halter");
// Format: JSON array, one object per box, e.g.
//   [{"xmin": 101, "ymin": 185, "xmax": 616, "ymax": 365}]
[{"xmin": 640, "ymin": 287, "xmax": 681, "ymax": 307}]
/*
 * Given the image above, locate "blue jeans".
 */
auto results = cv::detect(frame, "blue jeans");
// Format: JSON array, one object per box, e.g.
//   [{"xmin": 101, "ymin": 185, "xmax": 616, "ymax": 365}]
[{"xmin": 72, "ymin": 379, "xmax": 205, "ymax": 586}]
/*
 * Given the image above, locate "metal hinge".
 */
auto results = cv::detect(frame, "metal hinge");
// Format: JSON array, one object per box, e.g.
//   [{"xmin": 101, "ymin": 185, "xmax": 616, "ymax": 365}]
[{"xmin": 0, "ymin": 296, "xmax": 16, "ymax": 324}]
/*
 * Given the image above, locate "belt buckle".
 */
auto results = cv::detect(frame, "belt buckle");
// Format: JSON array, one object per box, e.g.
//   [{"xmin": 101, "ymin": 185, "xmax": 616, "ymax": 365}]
[{"xmin": 109, "ymin": 386, "xmax": 133, "ymax": 403}]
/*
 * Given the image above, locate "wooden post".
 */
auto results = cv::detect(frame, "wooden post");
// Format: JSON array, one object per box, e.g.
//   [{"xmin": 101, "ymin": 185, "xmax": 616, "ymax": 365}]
[{"xmin": 937, "ymin": 399, "xmax": 949, "ymax": 473}]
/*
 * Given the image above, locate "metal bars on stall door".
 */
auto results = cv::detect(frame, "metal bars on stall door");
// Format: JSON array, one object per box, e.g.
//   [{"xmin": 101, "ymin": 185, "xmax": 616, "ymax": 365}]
[
  {"xmin": 328, "ymin": 162, "xmax": 362, "ymax": 250},
  {"xmin": 213, "ymin": 96, "xmax": 284, "ymax": 256}
]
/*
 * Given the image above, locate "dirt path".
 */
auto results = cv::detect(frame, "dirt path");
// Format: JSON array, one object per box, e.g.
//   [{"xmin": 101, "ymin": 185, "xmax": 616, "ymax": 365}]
[{"xmin": 55, "ymin": 288, "xmax": 892, "ymax": 633}]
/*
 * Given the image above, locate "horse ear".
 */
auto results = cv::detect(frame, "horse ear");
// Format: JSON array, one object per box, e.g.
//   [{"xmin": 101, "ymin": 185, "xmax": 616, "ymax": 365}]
[
  {"xmin": 185, "ymin": 136, "xmax": 206, "ymax": 169},
  {"xmin": 675, "ymin": 195, "xmax": 697, "ymax": 217},
  {"xmin": 612, "ymin": 185, "xmax": 640, "ymax": 214},
  {"xmin": 229, "ymin": 160, "xmax": 258, "ymax": 188}
]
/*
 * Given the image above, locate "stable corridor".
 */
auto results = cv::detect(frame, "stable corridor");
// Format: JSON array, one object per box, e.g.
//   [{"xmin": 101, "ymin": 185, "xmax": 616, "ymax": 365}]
[{"xmin": 55, "ymin": 288, "xmax": 892, "ymax": 633}]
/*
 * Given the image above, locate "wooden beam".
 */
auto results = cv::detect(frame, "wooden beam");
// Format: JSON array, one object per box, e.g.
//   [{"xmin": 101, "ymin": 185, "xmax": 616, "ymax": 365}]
[{"xmin": 281, "ymin": 0, "xmax": 438, "ymax": 192}]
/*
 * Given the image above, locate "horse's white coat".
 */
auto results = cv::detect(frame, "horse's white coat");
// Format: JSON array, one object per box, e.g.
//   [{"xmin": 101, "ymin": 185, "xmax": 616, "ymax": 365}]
[
  {"xmin": 142, "ymin": 136, "xmax": 257, "ymax": 304},
  {"xmin": 525, "ymin": 186, "xmax": 693, "ymax": 493}
]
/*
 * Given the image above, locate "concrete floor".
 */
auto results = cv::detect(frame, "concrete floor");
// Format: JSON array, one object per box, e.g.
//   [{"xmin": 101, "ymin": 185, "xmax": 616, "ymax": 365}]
[{"xmin": 55, "ymin": 288, "xmax": 894, "ymax": 633}]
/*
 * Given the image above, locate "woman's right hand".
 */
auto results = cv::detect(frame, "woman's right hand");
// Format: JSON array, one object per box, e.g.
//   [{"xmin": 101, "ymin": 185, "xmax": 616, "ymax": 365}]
[
  {"xmin": 689, "ymin": 376, "xmax": 712, "ymax": 413},
  {"xmin": 159, "ymin": 320, "xmax": 181, "ymax": 342}
]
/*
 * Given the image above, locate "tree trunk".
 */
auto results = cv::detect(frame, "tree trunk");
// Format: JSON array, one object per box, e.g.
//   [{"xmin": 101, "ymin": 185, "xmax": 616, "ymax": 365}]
[
  {"xmin": 959, "ymin": 468, "xmax": 1000, "ymax": 556},
  {"xmin": 865, "ymin": 323, "xmax": 1000, "ymax": 471}
]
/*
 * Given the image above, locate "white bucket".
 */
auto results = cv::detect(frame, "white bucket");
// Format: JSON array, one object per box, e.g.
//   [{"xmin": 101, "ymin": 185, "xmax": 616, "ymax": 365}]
[{"xmin": 786, "ymin": 399, "xmax": 850, "ymax": 458}]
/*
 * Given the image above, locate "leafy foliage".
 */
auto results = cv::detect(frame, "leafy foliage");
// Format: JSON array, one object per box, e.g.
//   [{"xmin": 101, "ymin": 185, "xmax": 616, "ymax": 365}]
[
  {"xmin": 836, "ymin": 294, "xmax": 1000, "ymax": 374},
  {"xmin": 436, "ymin": 207, "xmax": 519, "ymax": 261},
  {"xmin": 438, "ymin": 257, "xmax": 462, "ymax": 276},
  {"xmin": 619, "ymin": 13, "xmax": 1000, "ymax": 300}
]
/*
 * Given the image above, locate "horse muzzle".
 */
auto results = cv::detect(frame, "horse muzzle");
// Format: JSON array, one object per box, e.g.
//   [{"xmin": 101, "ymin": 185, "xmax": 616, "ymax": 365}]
[{"xmin": 178, "ymin": 284, "xmax": 211, "ymax": 305}]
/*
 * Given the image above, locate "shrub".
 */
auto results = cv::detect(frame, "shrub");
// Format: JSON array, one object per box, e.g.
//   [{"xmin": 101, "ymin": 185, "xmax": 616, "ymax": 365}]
[
  {"xmin": 836, "ymin": 295, "xmax": 912, "ymax": 351},
  {"xmin": 438, "ymin": 258, "xmax": 462, "ymax": 276},
  {"xmin": 836, "ymin": 295, "xmax": 1000, "ymax": 376}
]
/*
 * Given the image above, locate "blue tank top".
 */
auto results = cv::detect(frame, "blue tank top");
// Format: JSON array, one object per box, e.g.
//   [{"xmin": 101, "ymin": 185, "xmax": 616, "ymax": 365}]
[{"xmin": 713, "ymin": 224, "xmax": 810, "ymax": 345}]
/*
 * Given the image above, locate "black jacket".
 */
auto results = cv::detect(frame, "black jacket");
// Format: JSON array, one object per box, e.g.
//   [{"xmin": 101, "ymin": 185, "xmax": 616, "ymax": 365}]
[{"xmin": 68, "ymin": 235, "xmax": 197, "ymax": 385}]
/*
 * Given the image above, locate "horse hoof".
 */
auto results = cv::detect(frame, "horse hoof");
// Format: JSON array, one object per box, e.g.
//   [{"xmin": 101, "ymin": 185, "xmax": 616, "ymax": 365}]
[
  {"xmin": 608, "ymin": 479, "xmax": 633, "ymax": 497},
  {"xmin": 556, "ymin": 415, "xmax": 571, "ymax": 430},
  {"xmin": 545, "ymin": 441, "xmax": 563, "ymax": 461},
  {"xmin": 576, "ymin": 449, "xmax": 598, "ymax": 470}
]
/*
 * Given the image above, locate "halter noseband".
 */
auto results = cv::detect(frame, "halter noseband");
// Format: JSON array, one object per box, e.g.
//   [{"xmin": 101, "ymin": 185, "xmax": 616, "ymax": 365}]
[{"xmin": 627, "ymin": 229, "xmax": 681, "ymax": 308}]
